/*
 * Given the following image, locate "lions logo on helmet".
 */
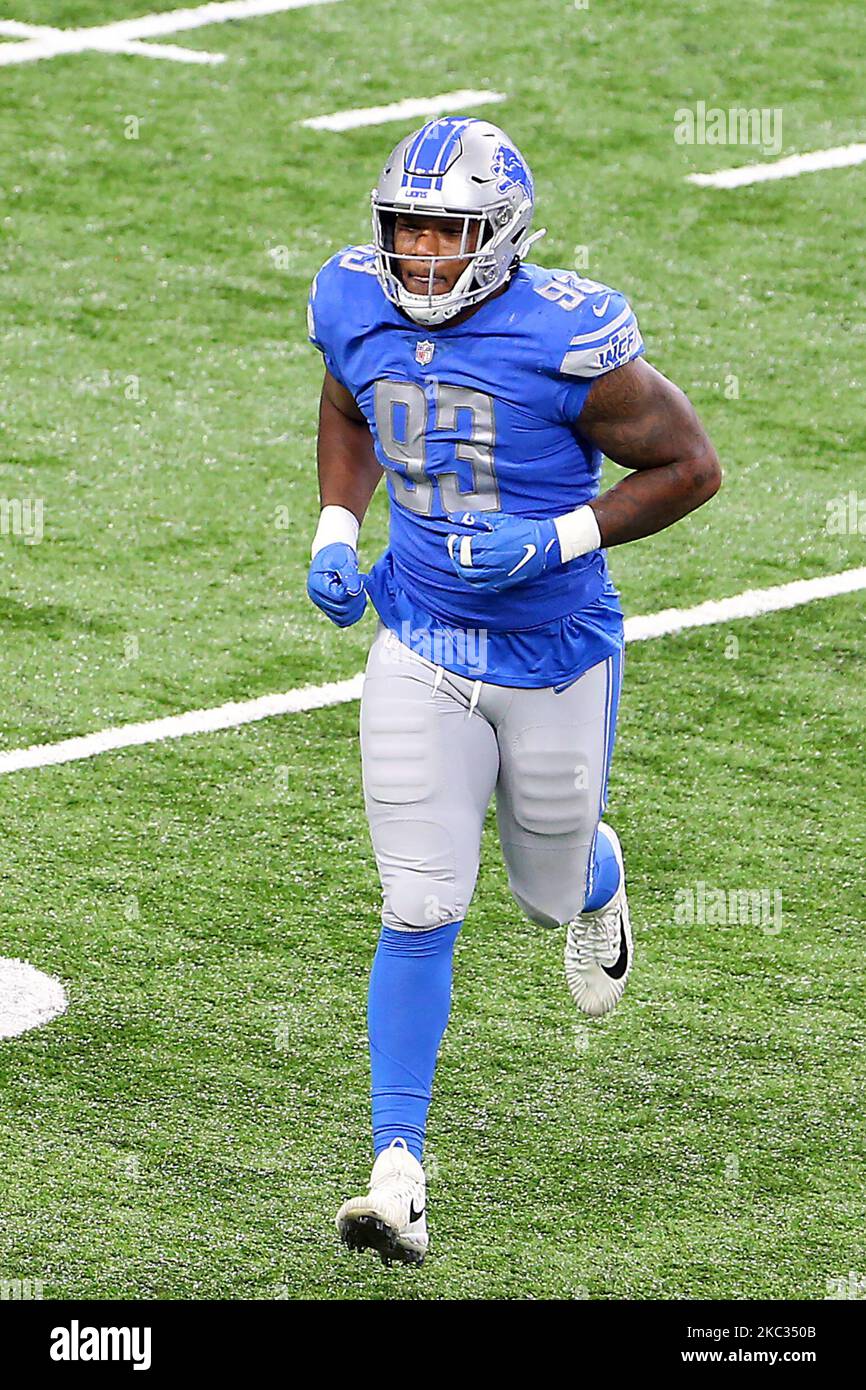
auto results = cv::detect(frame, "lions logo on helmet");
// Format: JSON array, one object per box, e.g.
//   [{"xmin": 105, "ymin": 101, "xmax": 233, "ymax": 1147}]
[
  {"xmin": 492, "ymin": 143, "xmax": 533, "ymax": 199},
  {"xmin": 370, "ymin": 116, "xmax": 546, "ymax": 328}
]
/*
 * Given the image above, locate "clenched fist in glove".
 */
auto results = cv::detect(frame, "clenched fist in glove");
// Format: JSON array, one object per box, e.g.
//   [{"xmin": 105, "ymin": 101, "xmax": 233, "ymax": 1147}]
[{"xmin": 446, "ymin": 506, "xmax": 602, "ymax": 593}]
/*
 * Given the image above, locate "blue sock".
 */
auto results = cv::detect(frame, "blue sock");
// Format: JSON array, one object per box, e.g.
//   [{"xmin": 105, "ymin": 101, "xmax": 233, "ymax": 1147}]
[
  {"xmin": 583, "ymin": 824, "xmax": 622, "ymax": 912},
  {"xmin": 368, "ymin": 920, "xmax": 462, "ymax": 1164}
]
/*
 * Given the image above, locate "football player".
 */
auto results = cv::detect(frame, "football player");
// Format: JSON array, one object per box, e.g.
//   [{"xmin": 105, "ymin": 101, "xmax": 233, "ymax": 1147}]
[{"xmin": 306, "ymin": 117, "xmax": 721, "ymax": 1265}]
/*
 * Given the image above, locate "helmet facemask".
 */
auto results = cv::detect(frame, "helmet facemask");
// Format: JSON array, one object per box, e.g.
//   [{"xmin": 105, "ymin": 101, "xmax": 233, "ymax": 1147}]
[{"xmin": 375, "ymin": 202, "xmax": 528, "ymax": 326}]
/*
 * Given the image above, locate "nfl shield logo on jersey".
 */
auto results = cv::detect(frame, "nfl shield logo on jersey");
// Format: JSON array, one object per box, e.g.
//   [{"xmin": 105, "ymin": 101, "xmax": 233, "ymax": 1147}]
[{"xmin": 415, "ymin": 340, "xmax": 435, "ymax": 366}]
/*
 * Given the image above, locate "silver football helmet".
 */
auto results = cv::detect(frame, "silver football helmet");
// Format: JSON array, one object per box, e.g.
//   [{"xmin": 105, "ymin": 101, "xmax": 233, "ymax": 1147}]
[{"xmin": 371, "ymin": 116, "xmax": 545, "ymax": 327}]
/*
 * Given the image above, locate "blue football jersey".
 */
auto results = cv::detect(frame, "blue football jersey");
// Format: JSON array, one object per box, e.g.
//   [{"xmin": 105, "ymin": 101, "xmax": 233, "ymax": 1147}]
[{"xmin": 307, "ymin": 244, "xmax": 644, "ymax": 687}]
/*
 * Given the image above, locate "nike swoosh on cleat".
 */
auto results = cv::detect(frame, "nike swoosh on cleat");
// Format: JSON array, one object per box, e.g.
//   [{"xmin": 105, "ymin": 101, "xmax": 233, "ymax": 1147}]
[
  {"xmin": 592, "ymin": 294, "xmax": 611, "ymax": 317},
  {"xmin": 409, "ymin": 1199, "xmax": 425, "ymax": 1223},
  {"xmin": 601, "ymin": 912, "xmax": 629, "ymax": 980},
  {"xmin": 506, "ymin": 543, "xmax": 536, "ymax": 578}
]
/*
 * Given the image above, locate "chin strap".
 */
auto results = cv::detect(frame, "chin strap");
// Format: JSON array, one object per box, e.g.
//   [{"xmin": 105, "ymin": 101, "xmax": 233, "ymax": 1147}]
[
  {"xmin": 520, "ymin": 227, "xmax": 547, "ymax": 257},
  {"xmin": 396, "ymin": 251, "xmax": 481, "ymax": 325}
]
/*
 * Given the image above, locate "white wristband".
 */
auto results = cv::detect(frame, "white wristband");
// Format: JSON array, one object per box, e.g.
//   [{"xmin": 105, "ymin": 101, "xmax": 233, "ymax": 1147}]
[
  {"xmin": 311, "ymin": 504, "xmax": 360, "ymax": 560},
  {"xmin": 554, "ymin": 504, "xmax": 602, "ymax": 563}
]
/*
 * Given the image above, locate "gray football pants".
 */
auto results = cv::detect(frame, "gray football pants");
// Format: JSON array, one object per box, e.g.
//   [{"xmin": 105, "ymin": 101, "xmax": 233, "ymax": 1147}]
[{"xmin": 360, "ymin": 623, "xmax": 623, "ymax": 931}]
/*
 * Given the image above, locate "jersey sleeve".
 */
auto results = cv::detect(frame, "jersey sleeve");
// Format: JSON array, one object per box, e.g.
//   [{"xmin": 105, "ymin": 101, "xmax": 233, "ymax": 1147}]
[
  {"xmin": 307, "ymin": 252, "xmax": 350, "ymax": 388},
  {"xmin": 538, "ymin": 275, "xmax": 645, "ymax": 423},
  {"xmin": 558, "ymin": 289, "xmax": 644, "ymax": 380}
]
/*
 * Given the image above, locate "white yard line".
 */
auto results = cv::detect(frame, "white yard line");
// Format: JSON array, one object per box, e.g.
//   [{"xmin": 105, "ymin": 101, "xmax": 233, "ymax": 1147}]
[
  {"xmin": 0, "ymin": 567, "xmax": 863, "ymax": 778},
  {"xmin": 302, "ymin": 88, "xmax": 507, "ymax": 132},
  {"xmin": 0, "ymin": 0, "xmax": 341, "ymax": 66},
  {"xmin": 623, "ymin": 566, "xmax": 866, "ymax": 640},
  {"xmin": 0, "ymin": 959, "xmax": 68, "ymax": 1040},
  {"xmin": 0, "ymin": 16, "xmax": 220, "ymax": 65},
  {"xmin": 0, "ymin": 19, "xmax": 58, "ymax": 35},
  {"xmin": 0, "ymin": 676, "xmax": 365, "ymax": 776},
  {"xmin": 0, "ymin": 28, "xmax": 225, "ymax": 64},
  {"xmin": 88, "ymin": 0, "xmax": 344, "ymax": 40},
  {"xmin": 99, "ymin": 37, "xmax": 227, "ymax": 63},
  {"xmin": 687, "ymin": 142, "xmax": 866, "ymax": 189}
]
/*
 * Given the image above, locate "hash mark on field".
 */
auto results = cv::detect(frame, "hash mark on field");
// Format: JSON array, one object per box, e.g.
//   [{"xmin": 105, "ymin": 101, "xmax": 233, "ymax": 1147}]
[
  {"xmin": 0, "ymin": 0, "xmax": 343, "ymax": 67},
  {"xmin": 0, "ymin": 568, "xmax": 864, "ymax": 777},
  {"xmin": 688, "ymin": 142, "xmax": 866, "ymax": 189},
  {"xmin": 301, "ymin": 89, "xmax": 507, "ymax": 132}
]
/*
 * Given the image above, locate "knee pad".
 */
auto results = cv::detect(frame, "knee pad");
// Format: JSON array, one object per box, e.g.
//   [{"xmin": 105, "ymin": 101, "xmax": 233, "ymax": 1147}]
[
  {"xmin": 377, "ymin": 819, "xmax": 460, "ymax": 930},
  {"xmin": 383, "ymin": 872, "xmax": 461, "ymax": 930}
]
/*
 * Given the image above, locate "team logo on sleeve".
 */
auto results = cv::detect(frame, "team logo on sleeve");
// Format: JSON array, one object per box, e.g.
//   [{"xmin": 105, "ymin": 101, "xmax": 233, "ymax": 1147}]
[
  {"xmin": 594, "ymin": 323, "xmax": 640, "ymax": 371},
  {"xmin": 415, "ymin": 340, "xmax": 436, "ymax": 366}
]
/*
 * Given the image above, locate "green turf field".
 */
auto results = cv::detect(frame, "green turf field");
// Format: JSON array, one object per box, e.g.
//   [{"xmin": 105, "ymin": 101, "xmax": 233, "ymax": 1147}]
[{"xmin": 0, "ymin": 0, "xmax": 863, "ymax": 1299}]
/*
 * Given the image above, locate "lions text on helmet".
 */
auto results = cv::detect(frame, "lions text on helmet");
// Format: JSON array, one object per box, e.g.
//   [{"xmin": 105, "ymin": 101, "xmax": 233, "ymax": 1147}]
[{"xmin": 371, "ymin": 115, "xmax": 546, "ymax": 326}]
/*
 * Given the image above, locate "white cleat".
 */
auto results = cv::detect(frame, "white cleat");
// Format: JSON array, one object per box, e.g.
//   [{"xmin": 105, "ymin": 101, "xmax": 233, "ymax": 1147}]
[
  {"xmin": 565, "ymin": 823, "xmax": 633, "ymax": 1018},
  {"xmin": 335, "ymin": 1138, "xmax": 428, "ymax": 1266}
]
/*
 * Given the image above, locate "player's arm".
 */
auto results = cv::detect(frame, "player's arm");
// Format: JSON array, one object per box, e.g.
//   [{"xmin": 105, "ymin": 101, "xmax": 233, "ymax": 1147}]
[
  {"xmin": 316, "ymin": 368, "xmax": 384, "ymax": 522},
  {"xmin": 446, "ymin": 357, "xmax": 721, "ymax": 592},
  {"xmin": 307, "ymin": 369, "xmax": 383, "ymax": 629},
  {"xmin": 578, "ymin": 357, "xmax": 722, "ymax": 546}
]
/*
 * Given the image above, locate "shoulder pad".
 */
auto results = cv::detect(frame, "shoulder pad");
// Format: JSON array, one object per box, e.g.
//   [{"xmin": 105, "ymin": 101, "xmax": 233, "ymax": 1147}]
[
  {"xmin": 307, "ymin": 244, "xmax": 379, "ymax": 348},
  {"xmin": 527, "ymin": 268, "xmax": 644, "ymax": 379}
]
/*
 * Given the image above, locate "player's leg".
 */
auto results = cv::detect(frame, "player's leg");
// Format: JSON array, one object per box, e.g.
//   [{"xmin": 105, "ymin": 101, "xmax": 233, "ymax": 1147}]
[
  {"xmin": 336, "ymin": 625, "xmax": 499, "ymax": 1264},
  {"xmin": 493, "ymin": 648, "xmax": 632, "ymax": 1016}
]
